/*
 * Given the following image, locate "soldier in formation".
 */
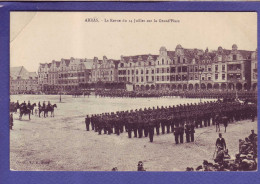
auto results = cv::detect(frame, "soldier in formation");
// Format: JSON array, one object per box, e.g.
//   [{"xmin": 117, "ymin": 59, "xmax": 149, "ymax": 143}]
[{"xmin": 84, "ymin": 97, "xmax": 257, "ymax": 144}]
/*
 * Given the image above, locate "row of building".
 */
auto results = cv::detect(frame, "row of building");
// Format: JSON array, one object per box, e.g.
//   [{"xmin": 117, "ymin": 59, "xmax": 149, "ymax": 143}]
[{"xmin": 10, "ymin": 44, "xmax": 258, "ymax": 94}]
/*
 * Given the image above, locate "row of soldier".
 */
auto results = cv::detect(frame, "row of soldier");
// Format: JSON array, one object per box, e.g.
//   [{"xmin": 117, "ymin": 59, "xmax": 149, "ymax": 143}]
[
  {"xmin": 94, "ymin": 89, "xmax": 257, "ymax": 100},
  {"xmin": 85, "ymin": 98, "xmax": 257, "ymax": 143}
]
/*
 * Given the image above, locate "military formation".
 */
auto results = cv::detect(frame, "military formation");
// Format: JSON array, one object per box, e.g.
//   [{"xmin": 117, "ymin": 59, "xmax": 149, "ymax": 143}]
[
  {"xmin": 95, "ymin": 89, "xmax": 257, "ymax": 100},
  {"xmin": 85, "ymin": 98, "xmax": 257, "ymax": 143}
]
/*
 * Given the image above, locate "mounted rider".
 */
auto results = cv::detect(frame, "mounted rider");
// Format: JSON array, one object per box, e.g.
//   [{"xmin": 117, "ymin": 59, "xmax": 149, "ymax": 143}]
[
  {"xmin": 28, "ymin": 101, "xmax": 31, "ymax": 108},
  {"xmin": 43, "ymin": 101, "xmax": 46, "ymax": 109},
  {"xmin": 47, "ymin": 101, "xmax": 51, "ymax": 109}
]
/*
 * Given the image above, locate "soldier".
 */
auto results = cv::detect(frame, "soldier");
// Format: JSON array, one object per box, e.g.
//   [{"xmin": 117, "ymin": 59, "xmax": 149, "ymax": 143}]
[
  {"xmin": 155, "ymin": 114, "xmax": 160, "ymax": 135},
  {"xmin": 148, "ymin": 115, "xmax": 155, "ymax": 142},
  {"xmin": 143, "ymin": 115, "xmax": 149, "ymax": 137},
  {"xmin": 179, "ymin": 123, "xmax": 184, "ymax": 144},
  {"xmin": 174, "ymin": 123, "xmax": 179, "ymax": 144},
  {"xmin": 126, "ymin": 114, "xmax": 133, "ymax": 138},
  {"xmin": 185, "ymin": 123, "xmax": 190, "ymax": 143},
  {"xmin": 85, "ymin": 115, "xmax": 91, "ymax": 131},
  {"xmin": 90, "ymin": 115, "xmax": 95, "ymax": 130},
  {"xmin": 166, "ymin": 114, "xmax": 171, "ymax": 134},
  {"xmin": 190, "ymin": 122, "xmax": 195, "ymax": 142},
  {"xmin": 137, "ymin": 114, "xmax": 143, "ymax": 138},
  {"xmin": 10, "ymin": 113, "xmax": 13, "ymax": 130},
  {"xmin": 133, "ymin": 114, "xmax": 138, "ymax": 138},
  {"xmin": 161, "ymin": 114, "xmax": 166, "ymax": 134}
]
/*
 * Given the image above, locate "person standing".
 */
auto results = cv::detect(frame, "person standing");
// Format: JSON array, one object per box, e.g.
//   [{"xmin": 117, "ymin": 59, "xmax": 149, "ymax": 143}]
[
  {"xmin": 216, "ymin": 133, "xmax": 226, "ymax": 150},
  {"xmin": 174, "ymin": 124, "xmax": 179, "ymax": 144},
  {"xmin": 148, "ymin": 115, "xmax": 155, "ymax": 142},
  {"xmin": 190, "ymin": 122, "xmax": 195, "ymax": 142},
  {"xmin": 179, "ymin": 123, "xmax": 184, "ymax": 144},
  {"xmin": 185, "ymin": 123, "xmax": 190, "ymax": 143},
  {"xmin": 10, "ymin": 113, "xmax": 13, "ymax": 130},
  {"xmin": 85, "ymin": 115, "xmax": 91, "ymax": 131}
]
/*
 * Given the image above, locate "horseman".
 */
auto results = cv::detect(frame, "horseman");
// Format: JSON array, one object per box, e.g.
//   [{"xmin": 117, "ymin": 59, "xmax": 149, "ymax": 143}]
[
  {"xmin": 43, "ymin": 101, "xmax": 46, "ymax": 109},
  {"xmin": 28, "ymin": 101, "xmax": 31, "ymax": 109},
  {"xmin": 38, "ymin": 101, "xmax": 41, "ymax": 108},
  {"xmin": 47, "ymin": 101, "xmax": 51, "ymax": 109}
]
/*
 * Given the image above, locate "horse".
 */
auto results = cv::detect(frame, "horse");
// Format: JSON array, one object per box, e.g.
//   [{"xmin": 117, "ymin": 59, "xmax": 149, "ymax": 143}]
[
  {"xmin": 28, "ymin": 103, "xmax": 36, "ymax": 115},
  {"xmin": 215, "ymin": 114, "xmax": 229, "ymax": 132},
  {"xmin": 19, "ymin": 106, "xmax": 31, "ymax": 120},
  {"xmin": 10, "ymin": 102, "xmax": 19, "ymax": 113},
  {"xmin": 38, "ymin": 105, "xmax": 48, "ymax": 118},
  {"xmin": 45, "ymin": 104, "xmax": 57, "ymax": 117}
]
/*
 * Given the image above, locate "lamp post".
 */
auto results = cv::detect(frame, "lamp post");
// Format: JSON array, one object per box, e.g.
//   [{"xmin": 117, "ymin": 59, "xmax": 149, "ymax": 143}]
[{"xmin": 199, "ymin": 68, "xmax": 204, "ymax": 103}]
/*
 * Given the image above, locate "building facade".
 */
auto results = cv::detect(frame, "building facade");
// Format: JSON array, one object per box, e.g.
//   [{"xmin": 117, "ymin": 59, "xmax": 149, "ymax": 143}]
[
  {"xmin": 36, "ymin": 44, "xmax": 257, "ymax": 92},
  {"xmin": 38, "ymin": 57, "xmax": 93, "ymax": 93},
  {"xmin": 10, "ymin": 66, "xmax": 39, "ymax": 94}
]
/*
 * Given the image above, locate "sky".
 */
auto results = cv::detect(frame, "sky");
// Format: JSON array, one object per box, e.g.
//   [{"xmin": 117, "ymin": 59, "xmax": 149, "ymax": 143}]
[{"xmin": 10, "ymin": 12, "xmax": 257, "ymax": 72}]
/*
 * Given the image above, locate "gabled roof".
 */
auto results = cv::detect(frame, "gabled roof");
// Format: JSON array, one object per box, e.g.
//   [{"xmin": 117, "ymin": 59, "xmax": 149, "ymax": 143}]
[
  {"xmin": 238, "ymin": 50, "xmax": 253, "ymax": 59},
  {"xmin": 167, "ymin": 51, "xmax": 175, "ymax": 59},
  {"xmin": 122, "ymin": 54, "xmax": 158, "ymax": 62}
]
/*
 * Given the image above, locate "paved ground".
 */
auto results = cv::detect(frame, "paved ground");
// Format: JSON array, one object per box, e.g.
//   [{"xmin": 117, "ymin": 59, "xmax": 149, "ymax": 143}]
[{"xmin": 10, "ymin": 95, "xmax": 257, "ymax": 171}]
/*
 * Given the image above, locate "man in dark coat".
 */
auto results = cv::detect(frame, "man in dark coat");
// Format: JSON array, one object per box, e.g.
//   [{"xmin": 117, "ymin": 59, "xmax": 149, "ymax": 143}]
[
  {"xmin": 85, "ymin": 115, "xmax": 91, "ymax": 131},
  {"xmin": 216, "ymin": 133, "xmax": 226, "ymax": 150},
  {"xmin": 174, "ymin": 124, "xmax": 179, "ymax": 144},
  {"xmin": 148, "ymin": 115, "xmax": 155, "ymax": 142},
  {"xmin": 10, "ymin": 113, "xmax": 13, "ymax": 130}
]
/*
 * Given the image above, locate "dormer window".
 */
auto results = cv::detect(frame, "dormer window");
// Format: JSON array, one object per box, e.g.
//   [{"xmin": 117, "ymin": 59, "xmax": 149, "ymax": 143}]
[{"xmin": 233, "ymin": 55, "xmax": 237, "ymax": 61}]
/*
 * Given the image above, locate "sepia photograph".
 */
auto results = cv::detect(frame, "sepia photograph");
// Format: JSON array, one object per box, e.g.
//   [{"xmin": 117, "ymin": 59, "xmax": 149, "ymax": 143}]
[{"xmin": 9, "ymin": 12, "xmax": 257, "ymax": 171}]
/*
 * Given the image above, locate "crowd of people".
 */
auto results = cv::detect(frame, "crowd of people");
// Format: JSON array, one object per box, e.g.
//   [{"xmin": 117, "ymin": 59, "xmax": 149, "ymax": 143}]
[
  {"xmin": 85, "ymin": 98, "xmax": 257, "ymax": 143},
  {"xmin": 186, "ymin": 130, "xmax": 257, "ymax": 171},
  {"xmin": 95, "ymin": 89, "xmax": 257, "ymax": 100}
]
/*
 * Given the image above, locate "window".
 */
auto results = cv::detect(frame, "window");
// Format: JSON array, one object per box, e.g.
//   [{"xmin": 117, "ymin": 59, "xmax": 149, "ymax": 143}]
[
  {"xmin": 158, "ymin": 61, "xmax": 159, "ymax": 65},
  {"xmin": 183, "ymin": 59, "xmax": 185, "ymax": 63},
  {"xmin": 157, "ymin": 76, "xmax": 159, "ymax": 81},
  {"xmin": 132, "ymin": 77, "xmax": 134, "ymax": 82},
  {"xmin": 195, "ymin": 67, "xmax": 198, "ymax": 72},
  {"xmin": 167, "ymin": 68, "xmax": 170, "ymax": 73},
  {"xmin": 149, "ymin": 62, "xmax": 151, "ymax": 66},
  {"xmin": 141, "ymin": 77, "xmax": 143, "ymax": 82},
  {"xmin": 141, "ymin": 70, "xmax": 143, "ymax": 74},
  {"xmin": 120, "ymin": 63, "xmax": 124, "ymax": 67},
  {"xmin": 215, "ymin": 65, "xmax": 218, "ymax": 72},
  {"xmin": 215, "ymin": 74, "xmax": 218, "ymax": 80},
  {"xmin": 167, "ymin": 76, "xmax": 170, "ymax": 81},
  {"xmin": 162, "ymin": 59, "xmax": 164, "ymax": 65},
  {"xmin": 138, "ymin": 62, "xmax": 141, "ymax": 66},
  {"xmin": 157, "ymin": 68, "xmax": 159, "ymax": 73},
  {"xmin": 146, "ymin": 70, "xmax": 149, "ymax": 74},
  {"xmin": 222, "ymin": 74, "xmax": 225, "ymax": 80},
  {"xmin": 178, "ymin": 57, "xmax": 180, "ymax": 63},
  {"xmin": 152, "ymin": 76, "xmax": 154, "ymax": 81},
  {"xmin": 136, "ymin": 70, "xmax": 138, "ymax": 75},
  {"xmin": 128, "ymin": 70, "xmax": 130, "ymax": 75},
  {"xmin": 151, "ymin": 70, "xmax": 154, "ymax": 74},
  {"xmin": 146, "ymin": 76, "xmax": 148, "ymax": 81},
  {"xmin": 208, "ymin": 67, "xmax": 211, "ymax": 72},
  {"xmin": 222, "ymin": 65, "xmax": 225, "ymax": 71},
  {"xmin": 162, "ymin": 76, "xmax": 164, "ymax": 81},
  {"xmin": 136, "ymin": 77, "xmax": 139, "ymax": 82},
  {"xmin": 132, "ymin": 70, "xmax": 134, "ymax": 75},
  {"xmin": 178, "ymin": 67, "xmax": 181, "ymax": 73},
  {"xmin": 171, "ymin": 67, "xmax": 176, "ymax": 73},
  {"xmin": 233, "ymin": 55, "xmax": 237, "ymax": 60},
  {"xmin": 162, "ymin": 68, "xmax": 165, "ymax": 73}
]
